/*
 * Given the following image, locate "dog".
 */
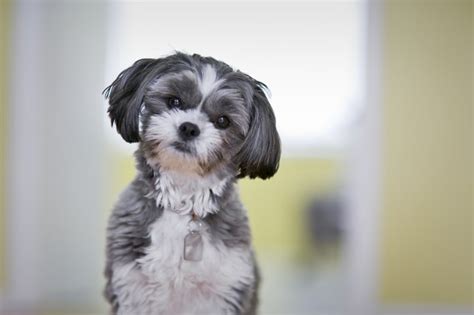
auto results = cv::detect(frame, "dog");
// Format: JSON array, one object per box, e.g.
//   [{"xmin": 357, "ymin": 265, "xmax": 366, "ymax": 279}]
[{"xmin": 103, "ymin": 52, "xmax": 281, "ymax": 315}]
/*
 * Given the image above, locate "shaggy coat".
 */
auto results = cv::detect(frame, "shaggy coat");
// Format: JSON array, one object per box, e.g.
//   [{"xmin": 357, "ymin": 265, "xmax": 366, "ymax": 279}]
[{"xmin": 103, "ymin": 53, "xmax": 280, "ymax": 315}]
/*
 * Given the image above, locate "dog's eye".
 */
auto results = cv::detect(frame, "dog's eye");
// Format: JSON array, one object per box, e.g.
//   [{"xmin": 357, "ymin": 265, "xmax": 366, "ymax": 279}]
[
  {"xmin": 215, "ymin": 116, "xmax": 230, "ymax": 129},
  {"xmin": 168, "ymin": 97, "xmax": 183, "ymax": 108}
]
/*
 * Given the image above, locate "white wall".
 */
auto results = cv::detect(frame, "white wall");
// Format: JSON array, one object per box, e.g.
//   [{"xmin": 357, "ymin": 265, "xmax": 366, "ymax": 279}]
[
  {"xmin": 105, "ymin": 0, "xmax": 365, "ymax": 156},
  {"xmin": 5, "ymin": 0, "xmax": 107, "ymax": 311}
]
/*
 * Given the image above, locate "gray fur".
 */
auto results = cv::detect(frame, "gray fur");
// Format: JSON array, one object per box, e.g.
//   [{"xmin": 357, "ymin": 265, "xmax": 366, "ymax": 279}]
[{"xmin": 103, "ymin": 52, "xmax": 280, "ymax": 314}]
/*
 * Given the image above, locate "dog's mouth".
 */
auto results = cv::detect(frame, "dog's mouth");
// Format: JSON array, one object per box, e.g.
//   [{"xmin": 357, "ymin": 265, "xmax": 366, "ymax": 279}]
[{"xmin": 171, "ymin": 141, "xmax": 194, "ymax": 154}]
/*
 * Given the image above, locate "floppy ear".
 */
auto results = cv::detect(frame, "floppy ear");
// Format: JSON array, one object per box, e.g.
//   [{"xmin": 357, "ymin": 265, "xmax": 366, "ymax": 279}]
[
  {"xmin": 103, "ymin": 58, "xmax": 156, "ymax": 143},
  {"xmin": 236, "ymin": 82, "xmax": 281, "ymax": 179}
]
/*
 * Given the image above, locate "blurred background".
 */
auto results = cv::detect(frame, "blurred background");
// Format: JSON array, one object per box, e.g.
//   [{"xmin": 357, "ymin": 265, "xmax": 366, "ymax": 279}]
[{"xmin": 0, "ymin": 0, "xmax": 472, "ymax": 314}]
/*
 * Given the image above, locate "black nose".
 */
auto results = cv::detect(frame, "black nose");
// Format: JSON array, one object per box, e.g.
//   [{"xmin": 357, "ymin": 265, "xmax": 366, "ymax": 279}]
[{"xmin": 178, "ymin": 122, "xmax": 200, "ymax": 140}]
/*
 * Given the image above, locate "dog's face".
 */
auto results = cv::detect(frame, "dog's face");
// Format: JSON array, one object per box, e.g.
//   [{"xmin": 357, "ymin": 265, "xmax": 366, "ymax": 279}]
[{"xmin": 104, "ymin": 53, "xmax": 280, "ymax": 179}]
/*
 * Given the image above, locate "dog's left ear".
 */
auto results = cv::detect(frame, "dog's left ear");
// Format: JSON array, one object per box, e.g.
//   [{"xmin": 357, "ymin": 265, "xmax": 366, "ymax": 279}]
[
  {"xmin": 103, "ymin": 58, "xmax": 156, "ymax": 143},
  {"xmin": 236, "ymin": 81, "xmax": 281, "ymax": 179}
]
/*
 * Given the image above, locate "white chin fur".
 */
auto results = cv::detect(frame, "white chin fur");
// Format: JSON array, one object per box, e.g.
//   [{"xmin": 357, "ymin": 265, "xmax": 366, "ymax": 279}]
[{"xmin": 154, "ymin": 169, "xmax": 229, "ymax": 217}]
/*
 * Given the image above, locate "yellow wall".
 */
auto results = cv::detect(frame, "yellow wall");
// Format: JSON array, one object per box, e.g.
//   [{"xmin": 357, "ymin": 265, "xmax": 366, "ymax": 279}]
[
  {"xmin": 108, "ymin": 154, "xmax": 341, "ymax": 261},
  {"xmin": 239, "ymin": 158, "xmax": 340, "ymax": 258},
  {"xmin": 0, "ymin": 0, "xmax": 10, "ymax": 291},
  {"xmin": 381, "ymin": 0, "xmax": 473, "ymax": 305},
  {"xmin": 240, "ymin": 158, "xmax": 340, "ymax": 259}
]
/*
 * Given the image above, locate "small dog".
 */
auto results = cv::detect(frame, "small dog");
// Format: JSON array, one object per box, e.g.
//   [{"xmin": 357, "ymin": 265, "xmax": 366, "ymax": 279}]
[{"xmin": 103, "ymin": 52, "xmax": 280, "ymax": 315}]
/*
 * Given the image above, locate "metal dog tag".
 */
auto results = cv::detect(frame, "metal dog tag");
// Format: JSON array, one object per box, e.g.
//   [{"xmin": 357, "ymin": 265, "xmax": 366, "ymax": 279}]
[
  {"xmin": 184, "ymin": 232, "xmax": 203, "ymax": 261},
  {"xmin": 184, "ymin": 217, "xmax": 204, "ymax": 261}
]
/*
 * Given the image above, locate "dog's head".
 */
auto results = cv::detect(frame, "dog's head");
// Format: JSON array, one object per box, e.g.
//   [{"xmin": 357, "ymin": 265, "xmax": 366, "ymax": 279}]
[{"xmin": 104, "ymin": 52, "xmax": 280, "ymax": 179}]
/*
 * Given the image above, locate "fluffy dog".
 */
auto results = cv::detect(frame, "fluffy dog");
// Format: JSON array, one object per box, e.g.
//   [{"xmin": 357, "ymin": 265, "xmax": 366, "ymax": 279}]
[{"xmin": 103, "ymin": 52, "xmax": 280, "ymax": 315}]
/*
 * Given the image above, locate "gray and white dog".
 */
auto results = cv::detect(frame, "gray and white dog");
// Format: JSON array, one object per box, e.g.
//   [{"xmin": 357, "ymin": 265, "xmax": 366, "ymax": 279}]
[{"xmin": 103, "ymin": 52, "xmax": 280, "ymax": 315}]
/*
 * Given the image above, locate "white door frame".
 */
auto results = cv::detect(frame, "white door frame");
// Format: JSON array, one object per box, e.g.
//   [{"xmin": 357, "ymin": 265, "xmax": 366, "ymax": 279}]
[{"xmin": 344, "ymin": 0, "xmax": 383, "ymax": 314}]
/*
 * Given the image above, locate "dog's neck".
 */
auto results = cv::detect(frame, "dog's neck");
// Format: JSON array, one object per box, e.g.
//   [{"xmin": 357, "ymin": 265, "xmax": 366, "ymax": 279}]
[
  {"xmin": 135, "ymin": 150, "xmax": 231, "ymax": 217},
  {"xmin": 153, "ymin": 168, "xmax": 229, "ymax": 217}
]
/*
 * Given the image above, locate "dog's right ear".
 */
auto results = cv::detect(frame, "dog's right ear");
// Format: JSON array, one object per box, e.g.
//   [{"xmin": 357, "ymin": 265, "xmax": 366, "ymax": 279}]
[{"xmin": 103, "ymin": 58, "xmax": 156, "ymax": 143}]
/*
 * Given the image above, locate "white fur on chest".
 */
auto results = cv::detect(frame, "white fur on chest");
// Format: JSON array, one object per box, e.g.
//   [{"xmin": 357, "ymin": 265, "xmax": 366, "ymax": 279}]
[
  {"xmin": 112, "ymin": 210, "xmax": 254, "ymax": 315},
  {"xmin": 154, "ymin": 170, "xmax": 228, "ymax": 218}
]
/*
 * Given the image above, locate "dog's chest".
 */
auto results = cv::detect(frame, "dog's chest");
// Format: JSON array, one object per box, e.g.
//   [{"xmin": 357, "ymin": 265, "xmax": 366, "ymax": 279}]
[{"xmin": 113, "ymin": 210, "xmax": 253, "ymax": 315}]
